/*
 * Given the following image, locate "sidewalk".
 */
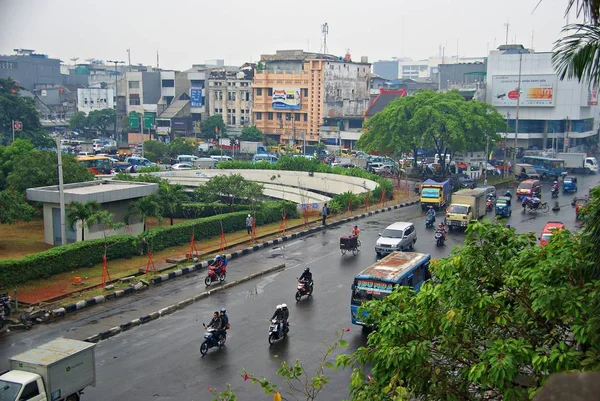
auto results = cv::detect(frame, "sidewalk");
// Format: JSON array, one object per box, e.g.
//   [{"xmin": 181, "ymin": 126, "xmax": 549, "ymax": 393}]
[{"xmin": 16, "ymin": 190, "xmax": 418, "ymax": 307}]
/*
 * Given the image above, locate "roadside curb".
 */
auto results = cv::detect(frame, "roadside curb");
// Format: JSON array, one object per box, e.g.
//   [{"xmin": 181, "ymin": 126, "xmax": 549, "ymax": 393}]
[
  {"xmin": 52, "ymin": 199, "xmax": 419, "ymax": 319},
  {"xmin": 84, "ymin": 263, "xmax": 287, "ymax": 344}
]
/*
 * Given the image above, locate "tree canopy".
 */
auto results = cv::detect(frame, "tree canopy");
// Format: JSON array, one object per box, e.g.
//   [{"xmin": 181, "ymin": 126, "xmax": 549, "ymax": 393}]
[
  {"xmin": 195, "ymin": 174, "xmax": 264, "ymax": 207},
  {"xmin": 357, "ymin": 90, "xmax": 506, "ymax": 169},
  {"xmin": 0, "ymin": 78, "xmax": 51, "ymax": 147},
  {"xmin": 338, "ymin": 217, "xmax": 600, "ymax": 400},
  {"xmin": 240, "ymin": 125, "xmax": 264, "ymax": 142},
  {"xmin": 200, "ymin": 115, "xmax": 227, "ymax": 139}
]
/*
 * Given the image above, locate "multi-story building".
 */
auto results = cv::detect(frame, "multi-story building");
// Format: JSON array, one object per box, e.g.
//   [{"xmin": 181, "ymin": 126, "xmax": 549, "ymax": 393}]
[
  {"xmin": 372, "ymin": 59, "xmax": 402, "ymax": 80},
  {"xmin": 438, "ymin": 61, "xmax": 487, "ymax": 91},
  {"xmin": 124, "ymin": 70, "xmax": 161, "ymax": 116},
  {"xmin": 0, "ymin": 49, "xmax": 62, "ymax": 91},
  {"xmin": 76, "ymin": 88, "xmax": 115, "ymax": 114},
  {"xmin": 397, "ymin": 55, "xmax": 485, "ymax": 81},
  {"xmin": 485, "ymin": 44, "xmax": 599, "ymax": 151},
  {"xmin": 207, "ymin": 64, "xmax": 254, "ymax": 130},
  {"xmin": 252, "ymin": 50, "xmax": 370, "ymax": 146}
]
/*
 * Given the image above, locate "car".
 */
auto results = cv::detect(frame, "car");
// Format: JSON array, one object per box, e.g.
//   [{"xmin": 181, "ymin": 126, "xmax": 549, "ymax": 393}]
[
  {"xmin": 171, "ymin": 163, "xmax": 192, "ymax": 171},
  {"xmin": 452, "ymin": 173, "xmax": 476, "ymax": 189},
  {"xmin": 516, "ymin": 179, "xmax": 542, "ymax": 199},
  {"xmin": 375, "ymin": 222, "xmax": 417, "ymax": 256},
  {"xmin": 539, "ymin": 221, "xmax": 566, "ymax": 246}
]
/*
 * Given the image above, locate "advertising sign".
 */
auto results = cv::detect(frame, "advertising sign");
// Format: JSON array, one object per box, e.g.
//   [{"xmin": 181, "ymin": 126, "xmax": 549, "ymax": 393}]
[
  {"xmin": 272, "ymin": 88, "xmax": 301, "ymax": 110},
  {"xmin": 190, "ymin": 88, "xmax": 203, "ymax": 108},
  {"xmin": 491, "ymin": 75, "xmax": 555, "ymax": 107},
  {"xmin": 355, "ymin": 280, "xmax": 394, "ymax": 294},
  {"xmin": 588, "ymin": 85, "xmax": 599, "ymax": 106}
]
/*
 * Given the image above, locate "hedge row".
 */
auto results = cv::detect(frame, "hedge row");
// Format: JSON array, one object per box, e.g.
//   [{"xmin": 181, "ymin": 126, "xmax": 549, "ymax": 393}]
[
  {"xmin": 0, "ymin": 235, "xmax": 139, "ymax": 288},
  {"xmin": 175, "ymin": 202, "xmax": 250, "ymax": 219},
  {"xmin": 143, "ymin": 200, "xmax": 299, "ymax": 252}
]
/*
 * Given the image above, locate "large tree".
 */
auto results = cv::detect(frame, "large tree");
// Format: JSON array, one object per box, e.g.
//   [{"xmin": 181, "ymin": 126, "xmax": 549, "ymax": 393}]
[
  {"xmin": 0, "ymin": 78, "xmax": 51, "ymax": 147},
  {"xmin": 87, "ymin": 109, "xmax": 115, "ymax": 136},
  {"xmin": 239, "ymin": 125, "xmax": 264, "ymax": 142},
  {"xmin": 167, "ymin": 138, "xmax": 195, "ymax": 158},
  {"xmin": 0, "ymin": 189, "xmax": 36, "ymax": 224},
  {"xmin": 67, "ymin": 200, "xmax": 101, "ymax": 241},
  {"xmin": 69, "ymin": 111, "xmax": 88, "ymax": 132},
  {"xmin": 200, "ymin": 115, "xmax": 227, "ymax": 139},
  {"xmin": 7, "ymin": 151, "xmax": 94, "ymax": 192},
  {"xmin": 196, "ymin": 174, "xmax": 264, "ymax": 208},
  {"xmin": 338, "ymin": 219, "xmax": 600, "ymax": 400},
  {"xmin": 157, "ymin": 182, "xmax": 188, "ymax": 225}
]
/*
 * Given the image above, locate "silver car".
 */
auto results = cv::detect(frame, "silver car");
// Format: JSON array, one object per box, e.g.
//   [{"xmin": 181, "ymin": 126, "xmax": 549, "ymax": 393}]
[{"xmin": 375, "ymin": 222, "xmax": 417, "ymax": 256}]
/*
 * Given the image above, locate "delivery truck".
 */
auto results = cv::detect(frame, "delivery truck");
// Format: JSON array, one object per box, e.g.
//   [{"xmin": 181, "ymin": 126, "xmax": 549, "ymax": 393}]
[
  {"xmin": 239, "ymin": 141, "xmax": 268, "ymax": 155},
  {"xmin": 556, "ymin": 152, "xmax": 598, "ymax": 174},
  {"xmin": 445, "ymin": 188, "xmax": 488, "ymax": 230},
  {"xmin": 0, "ymin": 338, "xmax": 96, "ymax": 401},
  {"xmin": 420, "ymin": 179, "xmax": 451, "ymax": 211}
]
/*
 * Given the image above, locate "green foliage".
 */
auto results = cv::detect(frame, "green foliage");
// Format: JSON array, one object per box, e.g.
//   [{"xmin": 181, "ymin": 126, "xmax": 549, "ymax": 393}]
[
  {"xmin": 175, "ymin": 202, "xmax": 249, "ymax": 219},
  {"xmin": 128, "ymin": 194, "xmax": 162, "ymax": 232},
  {"xmin": 553, "ymin": 24, "xmax": 600, "ymax": 86},
  {"xmin": 0, "ymin": 235, "xmax": 138, "ymax": 289},
  {"xmin": 142, "ymin": 140, "xmax": 169, "ymax": 161},
  {"xmin": 0, "ymin": 78, "xmax": 51, "ymax": 147},
  {"xmin": 66, "ymin": 200, "xmax": 101, "ymax": 241},
  {"xmin": 201, "ymin": 115, "xmax": 227, "ymax": 139},
  {"xmin": 86, "ymin": 109, "xmax": 116, "ymax": 135},
  {"xmin": 6, "ymin": 151, "xmax": 94, "ymax": 192},
  {"xmin": 0, "ymin": 189, "xmax": 37, "ymax": 224},
  {"xmin": 113, "ymin": 172, "xmax": 163, "ymax": 183},
  {"xmin": 239, "ymin": 125, "xmax": 264, "ymax": 142},
  {"xmin": 69, "ymin": 111, "xmax": 88, "ymax": 131},
  {"xmin": 158, "ymin": 181, "xmax": 189, "ymax": 225},
  {"xmin": 143, "ymin": 201, "xmax": 296, "ymax": 252},
  {"xmin": 137, "ymin": 165, "xmax": 162, "ymax": 173},
  {"xmin": 338, "ymin": 221, "xmax": 600, "ymax": 400},
  {"xmin": 197, "ymin": 174, "xmax": 264, "ymax": 207},
  {"xmin": 167, "ymin": 138, "xmax": 195, "ymax": 157}
]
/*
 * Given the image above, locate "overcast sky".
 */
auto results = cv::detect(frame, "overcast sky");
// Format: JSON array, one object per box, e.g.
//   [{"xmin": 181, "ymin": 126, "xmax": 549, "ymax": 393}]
[{"xmin": 0, "ymin": 0, "xmax": 579, "ymax": 70}]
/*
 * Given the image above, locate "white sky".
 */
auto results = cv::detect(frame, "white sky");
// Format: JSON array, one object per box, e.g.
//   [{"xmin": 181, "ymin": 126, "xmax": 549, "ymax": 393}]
[{"xmin": 0, "ymin": 0, "xmax": 580, "ymax": 70}]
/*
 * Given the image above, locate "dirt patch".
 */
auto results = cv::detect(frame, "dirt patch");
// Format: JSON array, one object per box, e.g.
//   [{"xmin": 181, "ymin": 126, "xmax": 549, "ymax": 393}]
[{"xmin": 0, "ymin": 219, "xmax": 51, "ymax": 260}]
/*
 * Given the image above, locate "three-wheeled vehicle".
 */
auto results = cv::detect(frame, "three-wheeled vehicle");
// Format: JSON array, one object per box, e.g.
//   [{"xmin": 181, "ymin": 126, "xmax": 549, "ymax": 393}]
[
  {"xmin": 340, "ymin": 236, "xmax": 361, "ymax": 256},
  {"xmin": 495, "ymin": 196, "xmax": 512, "ymax": 217},
  {"xmin": 563, "ymin": 176, "xmax": 578, "ymax": 193}
]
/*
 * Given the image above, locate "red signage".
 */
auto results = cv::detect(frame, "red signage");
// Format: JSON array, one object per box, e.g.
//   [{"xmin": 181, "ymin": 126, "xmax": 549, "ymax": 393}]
[
  {"xmin": 13, "ymin": 121, "xmax": 23, "ymax": 131},
  {"xmin": 507, "ymin": 90, "xmax": 520, "ymax": 100}
]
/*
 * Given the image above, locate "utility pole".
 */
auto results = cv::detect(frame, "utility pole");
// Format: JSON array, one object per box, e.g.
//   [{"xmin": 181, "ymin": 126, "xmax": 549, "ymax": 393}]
[
  {"xmin": 55, "ymin": 135, "xmax": 67, "ymax": 245},
  {"xmin": 504, "ymin": 112, "xmax": 509, "ymax": 178},
  {"xmin": 107, "ymin": 60, "xmax": 124, "ymax": 142},
  {"xmin": 513, "ymin": 53, "xmax": 523, "ymax": 170}
]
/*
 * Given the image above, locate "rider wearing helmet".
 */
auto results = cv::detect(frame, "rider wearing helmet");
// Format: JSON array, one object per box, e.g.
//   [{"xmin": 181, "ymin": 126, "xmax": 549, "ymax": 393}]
[
  {"xmin": 552, "ymin": 180, "xmax": 559, "ymax": 192},
  {"xmin": 271, "ymin": 304, "xmax": 285, "ymax": 336},
  {"xmin": 427, "ymin": 205, "xmax": 436, "ymax": 220},
  {"xmin": 505, "ymin": 224, "xmax": 511, "ymax": 229},
  {"xmin": 219, "ymin": 308, "xmax": 229, "ymax": 344},
  {"xmin": 213, "ymin": 254, "xmax": 227, "ymax": 275},
  {"xmin": 299, "ymin": 267, "xmax": 313, "ymax": 286},
  {"xmin": 436, "ymin": 222, "xmax": 447, "ymax": 238},
  {"xmin": 281, "ymin": 304, "xmax": 289, "ymax": 332}
]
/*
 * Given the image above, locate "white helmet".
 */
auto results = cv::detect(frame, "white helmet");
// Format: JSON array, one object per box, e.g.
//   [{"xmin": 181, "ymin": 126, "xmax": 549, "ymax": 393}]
[
  {"xmin": 281, "ymin": 303, "xmax": 287, "ymax": 308},
  {"xmin": 554, "ymin": 181, "xmax": 558, "ymax": 184},
  {"xmin": 276, "ymin": 304, "xmax": 282, "ymax": 310},
  {"xmin": 248, "ymin": 214, "xmax": 251, "ymax": 217}
]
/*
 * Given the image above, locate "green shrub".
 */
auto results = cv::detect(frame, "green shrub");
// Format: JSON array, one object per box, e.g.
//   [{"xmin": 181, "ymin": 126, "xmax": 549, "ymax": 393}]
[
  {"xmin": 0, "ymin": 235, "xmax": 138, "ymax": 289},
  {"xmin": 176, "ymin": 202, "xmax": 250, "ymax": 218},
  {"xmin": 143, "ymin": 201, "xmax": 299, "ymax": 252}
]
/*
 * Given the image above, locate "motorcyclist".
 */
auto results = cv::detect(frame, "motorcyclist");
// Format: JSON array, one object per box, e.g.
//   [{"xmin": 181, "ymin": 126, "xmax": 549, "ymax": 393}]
[
  {"xmin": 552, "ymin": 181, "xmax": 559, "ymax": 192},
  {"xmin": 299, "ymin": 268, "xmax": 313, "ymax": 289},
  {"xmin": 504, "ymin": 190, "xmax": 512, "ymax": 199},
  {"xmin": 435, "ymin": 222, "xmax": 447, "ymax": 239},
  {"xmin": 206, "ymin": 311, "xmax": 222, "ymax": 341},
  {"xmin": 271, "ymin": 305, "xmax": 285, "ymax": 336},
  {"xmin": 426, "ymin": 206, "xmax": 436, "ymax": 223},
  {"xmin": 219, "ymin": 308, "xmax": 229, "ymax": 345},
  {"xmin": 281, "ymin": 303, "xmax": 289, "ymax": 332},
  {"xmin": 212, "ymin": 255, "xmax": 228, "ymax": 275}
]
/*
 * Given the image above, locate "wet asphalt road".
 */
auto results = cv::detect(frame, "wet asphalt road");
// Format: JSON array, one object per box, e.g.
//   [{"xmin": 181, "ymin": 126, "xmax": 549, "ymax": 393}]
[{"xmin": 0, "ymin": 173, "xmax": 598, "ymax": 401}]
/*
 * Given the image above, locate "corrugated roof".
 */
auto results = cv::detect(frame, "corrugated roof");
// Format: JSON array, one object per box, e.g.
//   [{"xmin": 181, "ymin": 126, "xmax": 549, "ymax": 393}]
[
  {"xmin": 365, "ymin": 89, "xmax": 407, "ymax": 117},
  {"xmin": 158, "ymin": 99, "xmax": 189, "ymax": 119}
]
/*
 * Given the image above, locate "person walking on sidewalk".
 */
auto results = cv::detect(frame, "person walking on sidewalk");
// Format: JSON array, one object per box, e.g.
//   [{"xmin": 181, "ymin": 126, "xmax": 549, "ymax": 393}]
[
  {"xmin": 246, "ymin": 214, "xmax": 254, "ymax": 235},
  {"xmin": 322, "ymin": 203, "xmax": 329, "ymax": 226}
]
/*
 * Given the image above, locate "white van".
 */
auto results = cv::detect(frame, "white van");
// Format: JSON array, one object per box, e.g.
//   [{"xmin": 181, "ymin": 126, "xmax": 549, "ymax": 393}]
[
  {"xmin": 210, "ymin": 155, "xmax": 233, "ymax": 162},
  {"xmin": 177, "ymin": 155, "xmax": 200, "ymax": 163},
  {"xmin": 252, "ymin": 154, "xmax": 278, "ymax": 164}
]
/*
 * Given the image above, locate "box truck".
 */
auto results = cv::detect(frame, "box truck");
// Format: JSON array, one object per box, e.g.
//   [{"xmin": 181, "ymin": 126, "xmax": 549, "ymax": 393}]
[
  {"xmin": 445, "ymin": 188, "xmax": 488, "ymax": 230},
  {"xmin": 556, "ymin": 153, "xmax": 597, "ymax": 174}
]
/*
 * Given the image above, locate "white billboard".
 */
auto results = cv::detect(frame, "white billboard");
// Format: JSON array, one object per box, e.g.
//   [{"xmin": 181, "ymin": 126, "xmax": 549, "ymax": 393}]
[{"xmin": 491, "ymin": 75, "xmax": 555, "ymax": 107}]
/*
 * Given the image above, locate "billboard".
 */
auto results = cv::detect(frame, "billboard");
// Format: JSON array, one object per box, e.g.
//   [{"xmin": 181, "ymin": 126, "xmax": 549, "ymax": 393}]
[
  {"xmin": 588, "ymin": 85, "xmax": 599, "ymax": 106},
  {"xmin": 272, "ymin": 88, "xmax": 301, "ymax": 110},
  {"xmin": 491, "ymin": 75, "xmax": 555, "ymax": 107},
  {"xmin": 190, "ymin": 88, "xmax": 203, "ymax": 108}
]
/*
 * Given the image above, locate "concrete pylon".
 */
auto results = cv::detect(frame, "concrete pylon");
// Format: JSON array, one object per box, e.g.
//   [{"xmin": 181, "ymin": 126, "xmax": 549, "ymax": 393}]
[{"xmin": 552, "ymin": 201, "xmax": 560, "ymax": 212}]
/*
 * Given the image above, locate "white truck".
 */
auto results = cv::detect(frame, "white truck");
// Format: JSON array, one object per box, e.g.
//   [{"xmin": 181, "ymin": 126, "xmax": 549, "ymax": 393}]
[
  {"xmin": 445, "ymin": 188, "xmax": 488, "ymax": 230},
  {"xmin": 556, "ymin": 152, "xmax": 598, "ymax": 174},
  {"xmin": 239, "ymin": 141, "xmax": 267, "ymax": 154},
  {"xmin": 0, "ymin": 338, "xmax": 96, "ymax": 401}
]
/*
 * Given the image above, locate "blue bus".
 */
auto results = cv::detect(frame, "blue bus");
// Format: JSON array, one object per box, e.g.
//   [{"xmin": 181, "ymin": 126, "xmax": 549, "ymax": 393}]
[
  {"xmin": 521, "ymin": 156, "xmax": 566, "ymax": 180},
  {"xmin": 350, "ymin": 252, "xmax": 431, "ymax": 326}
]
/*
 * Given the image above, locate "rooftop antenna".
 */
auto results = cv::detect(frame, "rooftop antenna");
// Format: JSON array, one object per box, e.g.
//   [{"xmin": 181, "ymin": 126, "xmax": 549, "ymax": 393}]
[
  {"xmin": 531, "ymin": 30, "xmax": 534, "ymax": 49},
  {"xmin": 156, "ymin": 51, "xmax": 159, "ymax": 69},
  {"xmin": 319, "ymin": 22, "xmax": 329, "ymax": 54},
  {"xmin": 127, "ymin": 48, "xmax": 131, "ymax": 67},
  {"xmin": 504, "ymin": 20, "xmax": 510, "ymax": 45},
  {"xmin": 85, "ymin": 58, "xmax": 94, "ymax": 64},
  {"xmin": 70, "ymin": 57, "xmax": 79, "ymax": 66}
]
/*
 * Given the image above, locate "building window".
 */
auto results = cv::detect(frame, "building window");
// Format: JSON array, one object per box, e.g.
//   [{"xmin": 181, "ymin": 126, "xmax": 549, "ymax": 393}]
[
  {"xmin": 256, "ymin": 112, "xmax": 262, "ymax": 120},
  {"xmin": 295, "ymin": 113, "xmax": 300, "ymax": 122},
  {"xmin": 165, "ymin": 96, "xmax": 174, "ymax": 105},
  {"xmin": 214, "ymin": 108, "xmax": 219, "ymax": 114},
  {"xmin": 228, "ymin": 92, "xmax": 236, "ymax": 101},
  {"xmin": 303, "ymin": 114, "xmax": 307, "ymax": 122},
  {"xmin": 129, "ymin": 94, "xmax": 140, "ymax": 105},
  {"xmin": 266, "ymin": 112, "xmax": 273, "ymax": 120},
  {"xmin": 128, "ymin": 81, "xmax": 140, "ymax": 89},
  {"xmin": 303, "ymin": 88, "xmax": 308, "ymax": 97},
  {"xmin": 276, "ymin": 112, "xmax": 282, "ymax": 120},
  {"xmin": 245, "ymin": 92, "xmax": 251, "ymax": 101},
  {"xmin": 336, "ymin": 89, "xmax": 341, "ymax": 97},
  {"xmin": 268, "ymin": 88, "xmax": 273, "ymax": 96},
  {"xmin": 0, "ymin": 61, "xmax": 17, "ymax": 69},
  {"xmin": 285, "ymin": 113, "xmax": 291, "ymax": 121},
  {"xmin": 256, "ymin": 88, "xmax": 262, "ymax": 96},
  {"xmin": 162, "ymin": 79, "xmax": 175, "ymax": 87}
]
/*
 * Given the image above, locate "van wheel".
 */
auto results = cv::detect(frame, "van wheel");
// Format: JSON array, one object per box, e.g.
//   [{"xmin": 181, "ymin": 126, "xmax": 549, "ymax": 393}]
[{"xmin": 65, "ymin": 395, "xmax": 80, "ymax": 401}]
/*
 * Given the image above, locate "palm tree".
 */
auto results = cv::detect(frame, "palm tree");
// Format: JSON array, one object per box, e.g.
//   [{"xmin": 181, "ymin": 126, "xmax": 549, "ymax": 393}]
[
  {"xmin": 67, "ymin": 200, "xmax": 100, "ymax": 241},
  {"xmin": 158, "ymin": 182, "xmax": 188, "ymax": 225},
  {"xmin": 129, "ymin": 194, "xmax": 162, "ymax": 232}
]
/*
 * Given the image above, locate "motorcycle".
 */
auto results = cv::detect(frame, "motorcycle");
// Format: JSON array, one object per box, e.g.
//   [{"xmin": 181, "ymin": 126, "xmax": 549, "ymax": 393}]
[
  {"xmin": 551, "ymin": 187, "xmax": 559, "ymax": 198},
  {"xmin": 200, "ymin": 324, "xmax": 223, "ymax": 355},
  {"xmin": 425, "ymin": 214, "xmax": 435, "ymax": 229},
  {"xmin": 0, "ymin": 294, "xmax": 10, "ymax": 317},
  {"xmin": 295, "ymin": 279, "xmax": 313, "ymax": 302},
  {"xmin": 435, "ymin": 231, "xmax": 446, "ymax": 246},
  {"xmin": 486, "ymin": 198, "xmax": 494, "ymax": 212},
  {"xmin": 268, "ymin": 319, "xmax": 288, "ymax": 345},
  {"xmin": 204, "ymin": 263, "xmax": 226, "ymax": 286}
]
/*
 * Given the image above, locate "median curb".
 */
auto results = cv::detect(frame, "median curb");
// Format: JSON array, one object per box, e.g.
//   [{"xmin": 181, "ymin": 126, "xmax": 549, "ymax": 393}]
[
  {"xmin": 52, "ymin": 199, "xmax": 419, "ymax": 319},
  {"xmin": 83, "ymin": 263, "xmax": 287, "ymax": 344}
]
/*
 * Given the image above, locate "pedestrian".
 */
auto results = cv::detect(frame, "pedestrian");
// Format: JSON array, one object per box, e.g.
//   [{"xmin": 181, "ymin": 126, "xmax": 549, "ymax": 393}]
[
  {"xmin": 140, "ymin": 237, "xmax": 148, "ymax": 256},
  {"xmin": 246, "ymin": 214, "xmax": 253, "ymax": 235},
  {"xmin": 322, "ymin": 203, "xmax": 329, "ymax": 226}
]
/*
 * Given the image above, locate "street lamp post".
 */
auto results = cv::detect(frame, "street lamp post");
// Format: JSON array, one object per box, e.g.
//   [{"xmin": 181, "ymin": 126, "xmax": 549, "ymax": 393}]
[
  {"xmin": 513, "ymin": 52, "xmax": 523, "ymax": 170},
  {"xmin": 504, "ymin": 112, "xmax": 510, "ymax": 178},
  {"xmin": 55, "ymin": 134, "xmax": 67, "ymax": 245},
  {"xmin": 107, "ymin": 60, "xmax": 124, "ymax": 142}
]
